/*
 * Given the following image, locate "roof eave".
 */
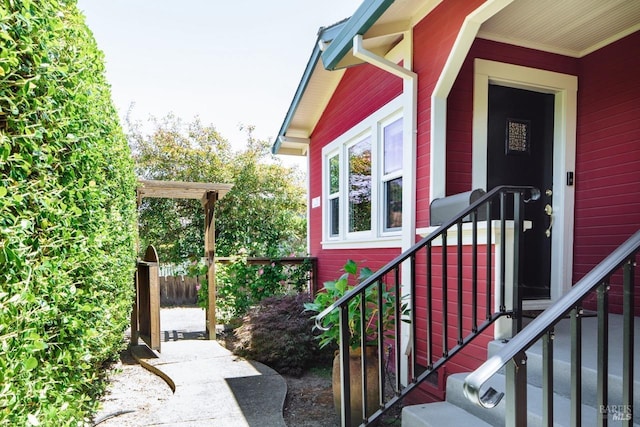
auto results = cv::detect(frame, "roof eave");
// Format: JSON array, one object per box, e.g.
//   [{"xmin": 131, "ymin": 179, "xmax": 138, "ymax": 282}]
[
  {"xmin": 320, "ymin": 0, "xmax": 396, "ymax": 71},
  {"xmin": 272, "ymin": 21, "xmax": 349, "ymax": 155}
]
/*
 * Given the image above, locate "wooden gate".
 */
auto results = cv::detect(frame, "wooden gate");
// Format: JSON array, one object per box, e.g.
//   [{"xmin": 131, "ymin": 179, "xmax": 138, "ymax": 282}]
[{"xmin": 132, "ymin": 245, "xmax": 161, "ymax": 351}]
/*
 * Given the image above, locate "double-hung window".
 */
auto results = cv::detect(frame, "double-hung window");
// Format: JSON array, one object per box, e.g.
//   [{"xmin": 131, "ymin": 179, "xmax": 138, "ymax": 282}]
[
  {"xmin": 328, "ymin": 153, "xmax": 340, "ymax": 237},
  {"xmin": 322, "ymin": 100, "xmax": 403, "ymax": 248},
  {"xmin": 348, "ymin": 136, "xmax": 372, "ymax": 234},
  {"xmin": 382, "ymin": 117, "xmax": 403, "ymax": 231}
]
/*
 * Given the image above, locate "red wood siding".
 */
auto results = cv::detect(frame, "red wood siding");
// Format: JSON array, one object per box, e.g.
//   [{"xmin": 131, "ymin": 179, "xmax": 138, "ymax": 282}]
[
  {"xmin": 574, "ymin": 31, "xmax": 640, "ymax": 314},
  {"xmin": 413, "ymin": 243, "xmax": 495, "ymax": 371},
  {"xmin": 446, "ymin": 57, "xmax": 474, "ymax": 195},
  {"xmin": 308, "ymin": 62, "xmax": 402, "ymax": 285},
  {"xmin": 413, "ymin": 0, "xmax": 485, "ymax": 228},
  {"xmin": 313, "ymin": 248, "xmax": 402, "ymax": 290}
]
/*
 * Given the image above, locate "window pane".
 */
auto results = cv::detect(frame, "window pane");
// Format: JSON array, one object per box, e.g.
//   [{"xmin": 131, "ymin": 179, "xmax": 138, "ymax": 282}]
[
  {"xmin": 348, "ymin": 137, "xmax": 371, "ymax": 232},
  {"xmin": 330, "ymin": 198, "xmax": 339, "ymax": 236},
  {"xmin": 329, "ymin": 154, "xmax": 339, "ymax": 194},
  {"xmin": 385, "ymin": 177, "xmax": 402, "ymax": 230},
  {"xmin": 384, "ymin": 118, "xmax": 403, "ymax": 174}
]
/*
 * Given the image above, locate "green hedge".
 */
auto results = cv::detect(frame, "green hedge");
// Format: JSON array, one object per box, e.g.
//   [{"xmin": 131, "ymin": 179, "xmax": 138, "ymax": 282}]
[{"xmin": 0, "ymin": 1, "xmax": 137, "ymax": 425}]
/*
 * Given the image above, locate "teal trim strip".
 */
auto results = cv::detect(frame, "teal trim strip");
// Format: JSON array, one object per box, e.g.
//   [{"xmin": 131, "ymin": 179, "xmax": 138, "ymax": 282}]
[
  {"xmin": 272, "ymin": 47, "xmax": 321, "ymax": 154},
  {"xmin": 321, "ymin": 0, "xmax": 395, "ymax": 71},
  {"xmin": 272, "ymin": 21, "xmax": 348, "ymax": 154}
]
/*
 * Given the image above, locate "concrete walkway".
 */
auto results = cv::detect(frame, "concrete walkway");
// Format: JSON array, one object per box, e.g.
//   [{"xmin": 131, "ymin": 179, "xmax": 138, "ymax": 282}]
[{"xmin": 131, "ymin": 308, "xmax": 287, "ymax": 427}]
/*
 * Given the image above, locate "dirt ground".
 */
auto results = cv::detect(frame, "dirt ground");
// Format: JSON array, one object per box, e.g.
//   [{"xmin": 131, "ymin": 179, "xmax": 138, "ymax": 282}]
[
  {"xmin": 281, "ymin": 365, "xmax": 340, "ymax": 427},
  {"xmin": 93, "ymin": 348, "xmax": 172, "ymax": 426}
]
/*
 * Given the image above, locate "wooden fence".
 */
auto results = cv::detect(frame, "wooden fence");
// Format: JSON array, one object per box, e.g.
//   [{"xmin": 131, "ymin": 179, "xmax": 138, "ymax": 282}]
[
  {"xmin": 158, "ymin": 257, "xmax": 319, "ymax": 307},
  {"xmin": 159, "ymin": 275, "xmax": 202, "ymax": 307},
  {"xmin": 215, "ymin": 256, "xmax": 318, "ymax": 296}
]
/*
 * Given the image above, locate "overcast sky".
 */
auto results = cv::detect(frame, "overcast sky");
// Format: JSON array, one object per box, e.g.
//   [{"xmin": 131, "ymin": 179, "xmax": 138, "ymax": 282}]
[{"xmin": 76, "ymin": 0, "xmax": 361, "ymax": 157}]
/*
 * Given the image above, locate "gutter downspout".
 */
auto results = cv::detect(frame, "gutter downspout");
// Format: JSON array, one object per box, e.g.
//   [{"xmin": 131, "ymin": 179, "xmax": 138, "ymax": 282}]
[{"xmin": 352, "ymin": 34, "xmax": 417, "ymax": 387}]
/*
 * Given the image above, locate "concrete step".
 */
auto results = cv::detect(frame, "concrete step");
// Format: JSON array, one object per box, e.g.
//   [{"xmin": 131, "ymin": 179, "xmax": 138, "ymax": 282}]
[
  {"xmin": 488, "ymin": 315, "xmax": 640, "ymax": 411},
  {"xmin": 444, "ymin": 372, "xmax": 600, "ymax": 427},
  {"xmin": 403, "ymin": 372, "xmax": 639, "ymax": 426},
  {"xmin": 402, "ymin": 401, "xmax": 492, "ymax": 427}
]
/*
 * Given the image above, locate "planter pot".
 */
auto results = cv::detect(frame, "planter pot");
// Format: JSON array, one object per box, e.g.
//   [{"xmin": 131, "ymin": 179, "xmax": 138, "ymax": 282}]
[{"xmin": 332, "ymin": 346, "xmax": 380, "ymax": 423}]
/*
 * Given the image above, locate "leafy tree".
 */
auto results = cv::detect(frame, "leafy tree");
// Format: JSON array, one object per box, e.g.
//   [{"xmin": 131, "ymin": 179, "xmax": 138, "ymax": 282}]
[
  {"xmin": 215, "ymin": 132, "xmax": 307, "ymax": 257},
  {"xmin": 129, "ymin": 115, "xmax": 307, "ymax": 261}
]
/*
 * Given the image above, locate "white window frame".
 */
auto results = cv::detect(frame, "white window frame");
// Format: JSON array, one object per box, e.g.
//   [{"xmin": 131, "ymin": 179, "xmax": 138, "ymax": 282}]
[
  {"xmin": 345, "ymin": 133, "xmax": 374, "ymax": 239},
  {"xmin": 322, "ymin": 97, "xmax": 403, "ymax": 249},
  {"xmin": 379, "ymin": 115, "xmax": 403, "ymax": 235},
  {"xmin": 327, "ymin": 152, "xmax": 341, "ymax": 238}
]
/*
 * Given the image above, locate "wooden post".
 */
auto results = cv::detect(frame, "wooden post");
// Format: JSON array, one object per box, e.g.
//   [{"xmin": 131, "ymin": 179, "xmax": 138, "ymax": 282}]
[
  {"xmin": 131, "ymin": 270, "xmax": 139, "ymax": 345},
  {"xmin": 203, "ymin": 191, "xmax": 218, "ymax": 339},
  {"xmin": 131, "ymin": 192, "xmax": 142, "ymax": 346}
]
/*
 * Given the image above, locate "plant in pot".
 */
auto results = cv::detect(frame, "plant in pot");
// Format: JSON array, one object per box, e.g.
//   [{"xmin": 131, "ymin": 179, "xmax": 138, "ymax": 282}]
[{"xmin": 304, "ymin": 260, "xmax": 406, "ymax": 423}]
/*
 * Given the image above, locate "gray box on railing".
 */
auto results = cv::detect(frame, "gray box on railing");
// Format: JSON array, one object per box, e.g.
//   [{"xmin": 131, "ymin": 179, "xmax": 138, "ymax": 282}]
[{"xmin": 430, "ymin": 189, "xmax": 487, "ymax": 226}]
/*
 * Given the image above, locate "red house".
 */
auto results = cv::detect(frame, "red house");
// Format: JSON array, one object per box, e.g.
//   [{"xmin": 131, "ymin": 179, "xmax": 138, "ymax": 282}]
[{"xmin": 273, "ymin": 1, "xmax": 640, "ymax": 425}]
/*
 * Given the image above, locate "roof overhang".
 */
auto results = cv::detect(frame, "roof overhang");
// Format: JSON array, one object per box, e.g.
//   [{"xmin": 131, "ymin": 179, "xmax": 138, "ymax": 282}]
[
  {"xmin": 272, "ymin": 0, "xmax": 436, "ymax": 156},
  {"xmin": 272, "ymin": 0, "xmax": 640, "ymax": 156},
  {"xmin": 478, "ymin": 0, "xmax": 640, "ymax": 58},
  {"xmin": 137, "ymin": 179, "xmax": 233, "ymax": 205}
]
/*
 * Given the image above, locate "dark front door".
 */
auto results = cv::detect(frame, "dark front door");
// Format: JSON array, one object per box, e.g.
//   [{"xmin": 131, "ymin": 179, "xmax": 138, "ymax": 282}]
[{"xmin": 487, "ymin": 84, "xmax": 554, "ymax": 300}]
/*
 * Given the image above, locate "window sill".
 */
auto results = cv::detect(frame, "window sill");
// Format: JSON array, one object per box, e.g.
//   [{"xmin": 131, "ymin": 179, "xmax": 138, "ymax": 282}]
[{"xmin": 321, "ymin": 235, "xmax": 402, "ymax": 250}]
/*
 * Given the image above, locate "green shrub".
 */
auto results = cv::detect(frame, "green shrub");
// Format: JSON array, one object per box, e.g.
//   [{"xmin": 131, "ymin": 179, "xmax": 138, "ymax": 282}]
[
  {"xmin": 197, "ymin": 255, "xmax": 313, "ymax": 323},
  {"xmin": 0, "ymin": 1, "xmax": 137, "ymax": 425},
  {"xmin": 232, "ymin": 294, "xmax": 334, "ymax": 376}
]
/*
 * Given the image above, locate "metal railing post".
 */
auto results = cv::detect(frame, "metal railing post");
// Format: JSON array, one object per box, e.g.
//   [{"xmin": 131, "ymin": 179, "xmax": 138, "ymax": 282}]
[
  {"xmin": 622, "ymin": 259, "xmax": 635, "ymax": 427},
  {"xmin": 571, "ymin": 306, "xmax": 582, "ymax": 427},
  {"xmin": 426, "ymin": 242, "xmax": 433, "ymax": 369},
  {"xmin": 505, "ymin": 350, "xmax": 528, "ymax": 426},
  {"xmin": 339, "ymin": 306, "xmax": 352, "ymax": 427},
  {"xmin": 442, "ymin": 230, "xmax": 448, "ymax": 357},
  {"xmin": 360, "ymin": 293, "xmax": 368, "ymax": 424},
  {"xmin": 512, "ymin": 191, "xmax": 524, "ymax": 334},
  {"xmin": 457, "ymin": 221, "xmax": 464, "ymax": 345},
  {"xmin": 500, "ymin": 192, "xmax": 507, "ymax": 313},
  {"xmin": 597, "ymin": 282, "xmax": 609, "ymax": 427},
  {"xmin": 542, "ymin": 329, "xmax": 554, "ymax": 426}
]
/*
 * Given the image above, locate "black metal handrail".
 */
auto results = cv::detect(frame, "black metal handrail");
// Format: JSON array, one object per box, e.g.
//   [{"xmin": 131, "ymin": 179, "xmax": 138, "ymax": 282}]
[
  {"xmin": 315, "ymin": 185, "xmax": 541, "ymax": 426},
  {"xmin": 464, "ymin": 229, "xmax": 640, "ymax": 426}
]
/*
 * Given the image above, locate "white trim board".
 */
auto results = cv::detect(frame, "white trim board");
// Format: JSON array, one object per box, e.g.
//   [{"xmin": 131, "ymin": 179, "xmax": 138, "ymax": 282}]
[
  {"xmin": 429, "ymin": 0, "xmax": 516, "ymax": 201},
  {"xmin": 472, "ymin": 58, "xmax": 577, "ymax": 302}
]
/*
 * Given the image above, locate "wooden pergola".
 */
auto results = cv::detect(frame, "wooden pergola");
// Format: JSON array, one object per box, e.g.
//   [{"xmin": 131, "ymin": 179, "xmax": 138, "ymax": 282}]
[{"xmin": 135, "ymin": 179, "xmax": 233, "ymax": 342}]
